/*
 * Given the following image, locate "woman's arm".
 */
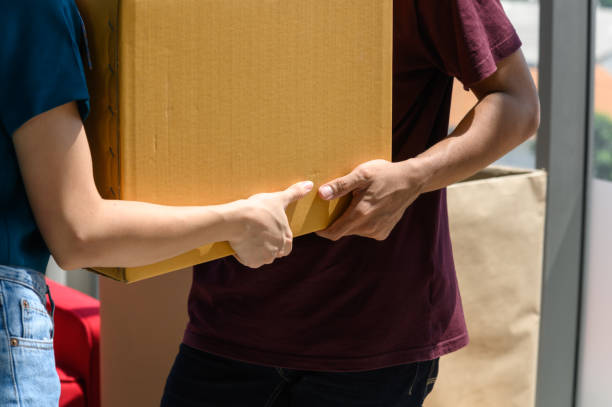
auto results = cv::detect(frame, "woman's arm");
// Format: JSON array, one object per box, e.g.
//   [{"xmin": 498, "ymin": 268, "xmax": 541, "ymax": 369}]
[{"xmin": 12, "ymin": 102, "xmax": 312, "ymax": 270}]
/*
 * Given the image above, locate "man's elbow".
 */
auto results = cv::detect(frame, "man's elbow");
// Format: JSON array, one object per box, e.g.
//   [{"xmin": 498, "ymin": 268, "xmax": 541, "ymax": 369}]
[
  {"xmin": 528, "ymin": 97, "xmax": 541, "ymax": 137},
  {"xmin": 520, "ymin": 93, "xmax": 541, "ymax": 142}
]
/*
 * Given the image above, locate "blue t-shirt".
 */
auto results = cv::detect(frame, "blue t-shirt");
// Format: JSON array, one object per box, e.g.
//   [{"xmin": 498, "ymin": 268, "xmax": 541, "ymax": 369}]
[{"xmin": 0, "ymin": 0, "xmax": 90, "ymax": 273}]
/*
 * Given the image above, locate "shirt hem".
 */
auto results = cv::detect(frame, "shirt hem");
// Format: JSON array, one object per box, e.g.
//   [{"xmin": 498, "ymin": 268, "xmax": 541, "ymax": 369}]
[{"xmin": 182, "ymin": 331, "xmax": 469, "ymax": 372}]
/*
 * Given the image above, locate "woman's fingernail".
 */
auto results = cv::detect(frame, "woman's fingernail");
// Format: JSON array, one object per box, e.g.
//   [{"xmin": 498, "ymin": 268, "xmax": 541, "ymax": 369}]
[
  {"xmin": 319, "ymin": 185, "xmax": 333, "ymax": 200},
  {"xmin": 301, "ymin": 181, "xmax": 314, "ymax": 191}
]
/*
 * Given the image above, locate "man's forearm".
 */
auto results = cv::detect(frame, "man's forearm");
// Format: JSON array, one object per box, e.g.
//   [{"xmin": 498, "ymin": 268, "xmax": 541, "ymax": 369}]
[{"xmin": 404, "ymin": 89, "xmax": 540, "ymax": 193}]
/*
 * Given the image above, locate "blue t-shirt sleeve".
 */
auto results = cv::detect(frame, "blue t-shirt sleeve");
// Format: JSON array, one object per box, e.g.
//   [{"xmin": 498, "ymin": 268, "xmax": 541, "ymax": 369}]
[{"xmin": 0, "ymin": 0, "xmax": 90, "ymax": 137}]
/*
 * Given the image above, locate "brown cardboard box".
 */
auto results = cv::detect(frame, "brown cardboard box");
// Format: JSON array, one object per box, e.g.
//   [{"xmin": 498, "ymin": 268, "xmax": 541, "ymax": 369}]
[{"xmin": 76, "ymin": 0, "xmax": 393, "ymax": 282}]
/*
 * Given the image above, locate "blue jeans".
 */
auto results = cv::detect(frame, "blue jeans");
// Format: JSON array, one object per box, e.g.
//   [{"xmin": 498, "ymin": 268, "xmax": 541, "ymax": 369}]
[
  {"xmin": 0, "ymin": 265, "xmax": 60, "ymax": 407},
  {"xmin": 161, "ymin": 344, "xmax": 439, "ymax": 407}
]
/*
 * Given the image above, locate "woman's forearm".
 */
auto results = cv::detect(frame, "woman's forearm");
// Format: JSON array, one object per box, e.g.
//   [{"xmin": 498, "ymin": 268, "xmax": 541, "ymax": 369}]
[
  {"xmin": 14, "ymin": 101, "xmax": 311, "ymax": 271},
  {"xmin": 55, "ymin": 198, "xmax": 245, "ymax": 270},
  {"xmin": 12, "ymin": 102, "xmax": 250, "ymax": 270}
]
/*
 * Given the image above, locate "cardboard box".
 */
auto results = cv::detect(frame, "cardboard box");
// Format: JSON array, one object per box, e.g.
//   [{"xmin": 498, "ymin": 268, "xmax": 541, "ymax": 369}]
[{"xmin": 76, "ymin": 0, "xmax": 393, "ymax": 282}]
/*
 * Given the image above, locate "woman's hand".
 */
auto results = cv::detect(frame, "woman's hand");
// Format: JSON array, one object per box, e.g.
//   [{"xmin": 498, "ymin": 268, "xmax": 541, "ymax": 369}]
[{"xmin": 229, "ymin": 181, "xmax": 313, "ymax": 268}]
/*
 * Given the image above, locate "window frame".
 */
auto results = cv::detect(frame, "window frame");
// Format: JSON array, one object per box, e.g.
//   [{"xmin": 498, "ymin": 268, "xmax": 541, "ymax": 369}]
[{"xmin": 535, "ymin": 0, "xmax": 596, "ymax": 406}]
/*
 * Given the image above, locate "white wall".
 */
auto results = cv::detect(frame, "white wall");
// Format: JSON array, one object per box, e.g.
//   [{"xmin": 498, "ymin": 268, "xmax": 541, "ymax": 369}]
[
  {"xmin": 46, "ymin": 256, "xmax": 98, "ymax": 298},
  {"xmin": 99, "ymin": 268, "xmax": 192, "ymax": 407}
]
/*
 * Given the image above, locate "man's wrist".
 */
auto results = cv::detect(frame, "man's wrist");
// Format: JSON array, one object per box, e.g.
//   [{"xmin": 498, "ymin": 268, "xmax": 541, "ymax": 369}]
[{"xmin": 398, "ymin": 157, "xmax": 433, "ymax": 194}]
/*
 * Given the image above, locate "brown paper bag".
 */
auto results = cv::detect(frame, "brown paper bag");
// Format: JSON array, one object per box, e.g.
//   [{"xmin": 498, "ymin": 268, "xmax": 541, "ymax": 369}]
[{"xmin": 425, "ymin": 167, "xmax": 546, "ymax": 407}]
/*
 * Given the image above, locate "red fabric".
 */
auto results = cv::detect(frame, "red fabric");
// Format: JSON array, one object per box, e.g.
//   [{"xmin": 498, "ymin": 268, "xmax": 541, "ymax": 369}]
[
  {"xmin": 47, "ymin": 278, "xmax": 100, "ymax": 407},
  {"xmin": 57, "ymin": 366, "xmax": 86, "ymax": 407}
]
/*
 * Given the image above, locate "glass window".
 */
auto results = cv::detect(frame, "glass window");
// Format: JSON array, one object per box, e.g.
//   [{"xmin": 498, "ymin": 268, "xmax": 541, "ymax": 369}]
[{"xmin": 577, "ymin": 2, "xmax": 612, "ymax": 406}]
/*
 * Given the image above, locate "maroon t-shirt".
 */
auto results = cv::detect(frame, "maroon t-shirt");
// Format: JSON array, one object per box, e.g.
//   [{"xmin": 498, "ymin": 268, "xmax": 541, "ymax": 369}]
[{"xmin": 184, "ymin": 0, "xmax": 521, "ymax": 371}]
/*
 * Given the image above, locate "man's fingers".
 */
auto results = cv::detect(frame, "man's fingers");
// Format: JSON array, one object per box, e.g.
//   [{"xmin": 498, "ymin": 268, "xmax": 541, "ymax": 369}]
[
  {"xmin": 232, "ymin": 253, "xmax": 255, "ymax": 269},
  {"xmin": 317, "ymin": 199, "xmax": 362, "ymax": 240},
  {"xmin": 317, "ymin": 216, "xmax": 357, "ymax": 240},
  {"xmin": 319, "ymin": 168, "xmax": 369, "ymax": 201},
  {"xmin": 280, "ymin": 181, "xmax": 314, "ymax": 208},
  {"xmin": 278, "ymin": 237, "xmax": 293, "ymax": 257}
]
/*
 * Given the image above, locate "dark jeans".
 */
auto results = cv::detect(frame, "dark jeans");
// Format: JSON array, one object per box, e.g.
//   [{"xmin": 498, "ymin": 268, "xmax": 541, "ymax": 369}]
[{"xmin": 161, "ymin": 344, "xmax": 439, "ymax": 407}]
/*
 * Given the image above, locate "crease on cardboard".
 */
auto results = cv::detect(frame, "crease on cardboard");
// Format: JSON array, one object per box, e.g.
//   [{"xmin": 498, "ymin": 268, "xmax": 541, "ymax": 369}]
[{"xmin": 112, "ymin": 0, "xmax": 121, "ymax": 199}]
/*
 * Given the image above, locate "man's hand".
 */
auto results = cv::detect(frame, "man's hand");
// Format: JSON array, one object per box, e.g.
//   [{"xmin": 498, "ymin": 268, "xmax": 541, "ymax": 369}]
[
  {"xmin": 316, "ymin": 49, "xmax": 539, "ymax": 244},
  {"xmin": 316, "ymin": 159, "xmax": 425, "ymax": 241}
]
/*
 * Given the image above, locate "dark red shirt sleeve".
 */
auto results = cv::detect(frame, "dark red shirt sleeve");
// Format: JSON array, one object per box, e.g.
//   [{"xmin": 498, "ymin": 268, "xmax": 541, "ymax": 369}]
[{"xmin": 416, "ymin": 0, "xmax": 522, "ymax": 88}]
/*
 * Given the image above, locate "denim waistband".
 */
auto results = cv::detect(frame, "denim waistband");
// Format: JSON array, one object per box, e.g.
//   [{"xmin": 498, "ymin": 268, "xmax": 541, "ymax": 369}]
[{"xmin": 0, "ymin": 265, "xmax": 48, "ymax": 303}]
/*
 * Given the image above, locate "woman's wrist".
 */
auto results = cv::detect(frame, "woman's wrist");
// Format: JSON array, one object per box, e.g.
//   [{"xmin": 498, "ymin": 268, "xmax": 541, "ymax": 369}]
[{"xmin": 214, "ymin": 200, "xmax": 249, "ymax": 242}]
